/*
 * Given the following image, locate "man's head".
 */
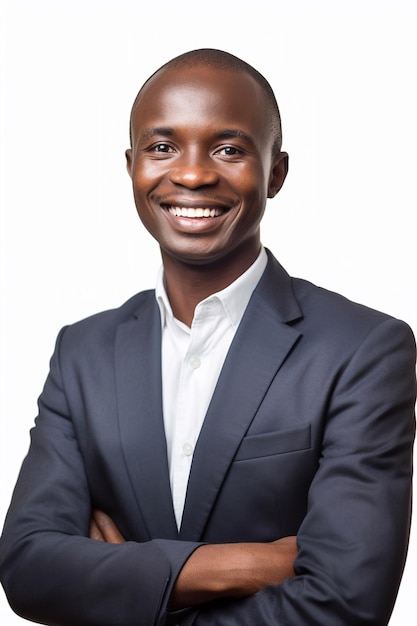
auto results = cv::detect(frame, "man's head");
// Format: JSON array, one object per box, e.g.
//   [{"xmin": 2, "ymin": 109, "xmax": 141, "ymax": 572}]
[
  {"xmin": 126, "ymin": 49, "xmax": 288, "ymax": 273},
  {"xmin": 129, "ymin": 49, "xmax": 283, "ymax": 156}
]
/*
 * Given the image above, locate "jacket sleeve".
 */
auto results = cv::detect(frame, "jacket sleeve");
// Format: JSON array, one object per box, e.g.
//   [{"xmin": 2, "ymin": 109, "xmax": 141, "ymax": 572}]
[
  {"xmin": 0, "ymin": 328, "xmax": 201, "ymax": 626},
  {"xmin": 192, "ymin": 318, "xmax": 416, "ymax": 626}
]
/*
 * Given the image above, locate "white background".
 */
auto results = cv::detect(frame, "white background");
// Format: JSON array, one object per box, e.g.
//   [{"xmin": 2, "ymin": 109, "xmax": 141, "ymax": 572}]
[{"xmin": 0, "ymin": 0, "xmax": 416, "ymax": 623}]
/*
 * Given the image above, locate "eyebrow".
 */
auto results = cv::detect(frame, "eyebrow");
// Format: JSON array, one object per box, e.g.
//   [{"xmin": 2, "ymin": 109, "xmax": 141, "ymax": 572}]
[
  {"xmin": 137, "ymin": 127, "xmax": 255, "ymax": 146},
  {"xmin": 216, "ymin": 129, "xmax": 253, "ymax": 143},
  {"xmin": 139, "ymin": 127, "xmax": 174, "ymax": 141}
]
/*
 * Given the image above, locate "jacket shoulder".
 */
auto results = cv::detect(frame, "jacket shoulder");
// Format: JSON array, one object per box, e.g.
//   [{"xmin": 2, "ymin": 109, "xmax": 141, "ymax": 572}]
[
  {"xmin": 58, "ymin": 289, "xmax": 157, "ymax": 349},
  {"xmin": 290, "ymin": 276, "xmax": 415, "ymax": 347}
]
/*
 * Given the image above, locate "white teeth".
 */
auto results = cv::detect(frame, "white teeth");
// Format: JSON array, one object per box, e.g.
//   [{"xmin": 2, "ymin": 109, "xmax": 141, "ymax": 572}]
[{"xmin": 168, "ymin": 206, "xmax": 223, "ymax": 218}]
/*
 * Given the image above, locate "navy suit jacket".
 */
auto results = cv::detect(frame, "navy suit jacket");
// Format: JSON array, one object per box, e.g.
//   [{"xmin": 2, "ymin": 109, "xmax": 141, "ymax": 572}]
[{"xmin": 0, "ymin": 251, "xmax": 415, "ymax": 625}]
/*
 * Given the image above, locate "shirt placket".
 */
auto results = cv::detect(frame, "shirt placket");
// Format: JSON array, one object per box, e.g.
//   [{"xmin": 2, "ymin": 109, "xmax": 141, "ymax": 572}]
[{"xmin": 170, "ymin": 315, "xmax": 206, "ymax": 526}]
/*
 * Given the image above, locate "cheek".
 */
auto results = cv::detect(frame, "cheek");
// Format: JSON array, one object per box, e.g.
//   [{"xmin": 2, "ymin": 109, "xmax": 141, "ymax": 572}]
[
  {"xmin": 237, "ymin": 176, "xmax": 268, "ymax": 214},
  {"xmin": 130, "ymin": 166, "xmax": 158, "ymax": 224},
  {"xmin": 228, "ymin": 162, "xmax": 268, "ymax": 196},
  {"xmin": 131, "ymin": 160, "xmax": 164, "ymax": 192}
]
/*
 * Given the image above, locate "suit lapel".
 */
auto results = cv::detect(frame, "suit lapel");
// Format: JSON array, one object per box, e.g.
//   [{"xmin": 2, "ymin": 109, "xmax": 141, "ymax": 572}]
[
  {"xmin": 115, "ymin": 294, "xmax": 178, "ymax": 539},
  {"xmin": 179, "ymin": 253, "xmax": 302, "ymax": 540}
]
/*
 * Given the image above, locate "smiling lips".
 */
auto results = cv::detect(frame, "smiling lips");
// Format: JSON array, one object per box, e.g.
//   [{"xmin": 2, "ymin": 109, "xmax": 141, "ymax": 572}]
[{"xmin": 167, "ymin": 206, "xmax": 224, "ymax": 218}]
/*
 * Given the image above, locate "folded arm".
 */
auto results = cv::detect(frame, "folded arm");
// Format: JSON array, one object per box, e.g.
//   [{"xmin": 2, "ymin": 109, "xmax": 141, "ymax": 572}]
[
  {"xmin": 1, "ymin": 316, "xmax": 415, "ymax": 626},
  {"xmin": 91, "ymin": 510, "xmax": 297, "ymax": 609},
  {"xmin": 0, "ymin": 330, "xmax": 201, "ymax": 626}
]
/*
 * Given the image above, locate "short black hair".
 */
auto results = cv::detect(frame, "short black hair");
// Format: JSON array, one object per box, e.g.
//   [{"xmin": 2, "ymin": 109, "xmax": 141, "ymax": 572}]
[{"xmin": 129, "ymin": 48, "xmax": 283, "ymax": 154}]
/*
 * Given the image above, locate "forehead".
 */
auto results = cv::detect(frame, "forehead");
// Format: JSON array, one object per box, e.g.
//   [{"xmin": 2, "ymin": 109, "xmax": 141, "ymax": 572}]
[{"xmin": 131, "ymin": 65, "xmax": 270, "ymax": 144}]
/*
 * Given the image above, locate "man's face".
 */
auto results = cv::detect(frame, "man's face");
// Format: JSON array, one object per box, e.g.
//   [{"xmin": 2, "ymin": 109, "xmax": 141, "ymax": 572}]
[{"xmin": 126, "ymin": 65, "xmax": 287, "ymax": 269}]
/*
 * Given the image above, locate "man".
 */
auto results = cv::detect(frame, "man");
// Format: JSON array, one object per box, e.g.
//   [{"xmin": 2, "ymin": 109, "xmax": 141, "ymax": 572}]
[{"xmin": 0, "ymin": 49, "xmax": 415, "ymax": 625}]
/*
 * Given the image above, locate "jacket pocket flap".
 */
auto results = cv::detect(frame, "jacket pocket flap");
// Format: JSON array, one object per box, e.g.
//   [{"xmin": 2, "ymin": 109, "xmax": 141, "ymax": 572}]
[{"xmin": 234, "ymin": 424, "xmax": 311, "ymax": 461}]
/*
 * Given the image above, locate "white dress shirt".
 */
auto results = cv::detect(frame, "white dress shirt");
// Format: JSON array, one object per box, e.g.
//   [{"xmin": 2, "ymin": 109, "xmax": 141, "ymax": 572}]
[{"xmin": 155, "ymin": 247, "xmax": 268, "ymax": 528}]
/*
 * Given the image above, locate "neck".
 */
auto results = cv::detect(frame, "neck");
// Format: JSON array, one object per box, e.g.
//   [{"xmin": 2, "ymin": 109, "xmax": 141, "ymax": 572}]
[{"xmin": 161, "ymin": 246, "xmax": 261, "ymax": 327}]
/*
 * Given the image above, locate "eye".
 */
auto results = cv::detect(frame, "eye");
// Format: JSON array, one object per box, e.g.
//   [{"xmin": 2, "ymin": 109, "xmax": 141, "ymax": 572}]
[
  {"xmin": 151, "ymin": 143, "xmax": 175, "ymax": 153},
  {"xmin": 215, "ymin": 146, "xmax": 243, "ymax": 157}
]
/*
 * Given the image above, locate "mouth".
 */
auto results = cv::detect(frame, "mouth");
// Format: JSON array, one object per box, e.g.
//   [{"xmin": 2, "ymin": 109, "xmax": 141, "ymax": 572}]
[{"xmin": 166, "ymin": 205, "xmax": 225, "ymax": 218}]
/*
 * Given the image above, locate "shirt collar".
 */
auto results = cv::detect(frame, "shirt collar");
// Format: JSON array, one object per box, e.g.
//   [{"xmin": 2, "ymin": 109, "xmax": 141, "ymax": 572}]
[{"xmin": 156, "ymin": 246, "xmax": 268, "ymax": 329}]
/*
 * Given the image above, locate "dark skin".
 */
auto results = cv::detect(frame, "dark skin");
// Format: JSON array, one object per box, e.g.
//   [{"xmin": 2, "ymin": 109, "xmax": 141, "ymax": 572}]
[
  {"xmin": 90, "ymin": 510, "xmax": 297, "ymax": 609},
  {"xmin": 125, "ymin": 65, "xmax": 288, "ymax": 326},
  {"xmin": 91, "ymin": 65, "xmax": 297, "ymax": 609}
]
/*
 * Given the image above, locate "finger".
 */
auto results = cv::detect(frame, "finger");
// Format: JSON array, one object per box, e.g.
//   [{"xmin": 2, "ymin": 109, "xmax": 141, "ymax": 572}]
[
  {"xmin": 89, "ymin": 518, "xmax": 105, "ymax": 542},
  {"xmin": 92, "ymin": 509, "xmax": 125, "ymax": 544}
]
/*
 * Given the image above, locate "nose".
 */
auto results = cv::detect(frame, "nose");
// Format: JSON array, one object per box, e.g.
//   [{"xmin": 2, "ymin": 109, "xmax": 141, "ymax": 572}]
[{"xmin": 169, "ymin": 152, "xmax": 219, "ymax": 188}]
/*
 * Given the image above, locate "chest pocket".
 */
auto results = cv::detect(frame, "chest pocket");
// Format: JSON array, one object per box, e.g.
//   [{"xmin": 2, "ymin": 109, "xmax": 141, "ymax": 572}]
[{"xmin": 234, "ymin": 423, "xmax": 311, "ymax": 461}]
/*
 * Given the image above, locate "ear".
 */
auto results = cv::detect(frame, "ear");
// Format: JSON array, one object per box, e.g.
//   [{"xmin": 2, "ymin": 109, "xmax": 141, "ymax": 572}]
[
  {"xmin": 267, "ymin": 151, "xmax": 289, "ymax": 198},
  {"xmin": 125, "ymin": 148, "xmax": 133, "ymax": 178}
]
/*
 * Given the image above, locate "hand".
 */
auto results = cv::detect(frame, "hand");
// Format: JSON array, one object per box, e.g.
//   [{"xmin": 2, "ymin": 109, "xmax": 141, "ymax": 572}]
[
  {"xmin": 170, "ymin": 535, "xmax": 297, "ymax": 610},
  {"xmin": 89, "ymin": 509, "xmax": 125, "ymax": 544}
]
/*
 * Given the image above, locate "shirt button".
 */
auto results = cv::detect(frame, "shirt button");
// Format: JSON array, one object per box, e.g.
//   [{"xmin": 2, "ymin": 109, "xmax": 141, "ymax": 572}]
[
  {"xmin": 188, "ymin": 356, "xmax": 201, "ymax": 369},
  {"xmin": 183, "ymin": 443, "xmax": 194, "ymax": 456}
]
